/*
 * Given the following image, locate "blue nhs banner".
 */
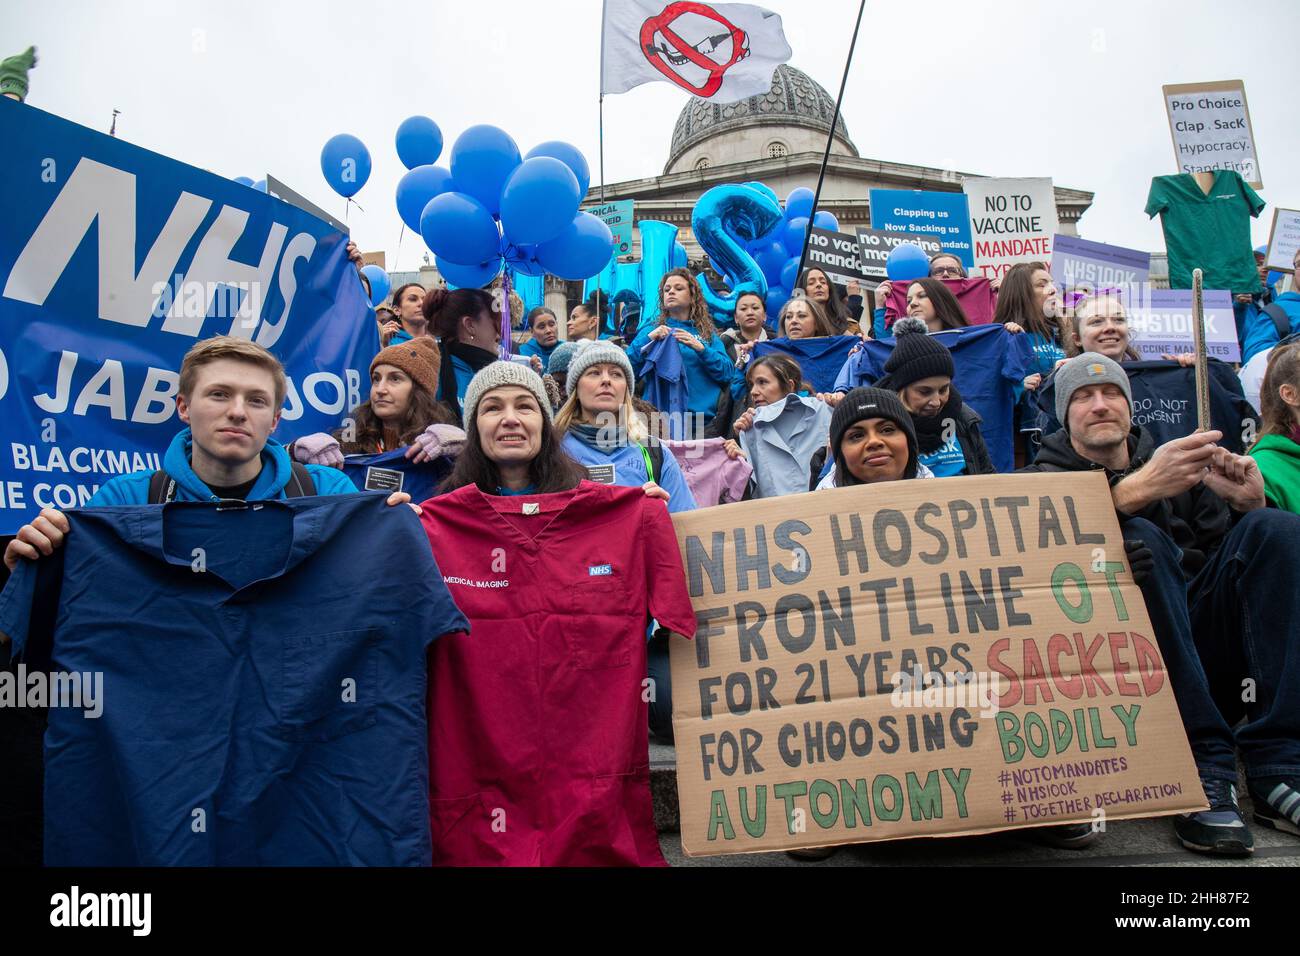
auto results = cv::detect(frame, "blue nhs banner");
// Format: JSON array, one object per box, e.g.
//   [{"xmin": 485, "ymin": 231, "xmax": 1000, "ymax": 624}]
[{"xmin": 0, "ymin": 98, "xmax": 379, "ymax": 531}]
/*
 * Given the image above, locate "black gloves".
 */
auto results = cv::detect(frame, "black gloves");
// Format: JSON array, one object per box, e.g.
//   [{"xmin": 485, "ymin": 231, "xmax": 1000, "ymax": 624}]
[{"xmin": 1123, "ymin": 538, "xmax": 1154, "ymax": 585}]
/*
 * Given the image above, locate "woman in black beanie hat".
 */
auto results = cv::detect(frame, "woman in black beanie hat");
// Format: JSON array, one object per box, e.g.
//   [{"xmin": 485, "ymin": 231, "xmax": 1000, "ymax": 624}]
[
  {"xmin": 821, "ymin": 386, "xmax": 923, "ymax": 487},
  {"xmin": 874, "ymin": 318, "xmax": 995, "ymax": 477},
  {"xmin": 790, "ymin": 385, "xmax": 921, "ymax": 862}
]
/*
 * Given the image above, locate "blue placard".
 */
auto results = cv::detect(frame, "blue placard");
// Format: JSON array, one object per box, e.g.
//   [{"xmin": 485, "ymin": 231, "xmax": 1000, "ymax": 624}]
[
  {"xmin": 868, "ymin": 189, "xmax": 974, "ymax": 269},
  {"xmin": 0, "ymin": 98, "xmax": 379, "ymax": 531}
]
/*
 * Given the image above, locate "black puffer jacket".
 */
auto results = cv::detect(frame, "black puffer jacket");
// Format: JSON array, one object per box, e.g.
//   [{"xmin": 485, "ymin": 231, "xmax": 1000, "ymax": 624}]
[{"xmin": 1018, "ymin": 425, "xmax": 1236, "ymax": 578}]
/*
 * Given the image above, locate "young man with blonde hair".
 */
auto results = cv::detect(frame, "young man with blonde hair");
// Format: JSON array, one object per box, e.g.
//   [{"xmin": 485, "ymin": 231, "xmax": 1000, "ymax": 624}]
[{"xmin": 4, "ymin": 336, "xmax": 396, "ymax": 571}]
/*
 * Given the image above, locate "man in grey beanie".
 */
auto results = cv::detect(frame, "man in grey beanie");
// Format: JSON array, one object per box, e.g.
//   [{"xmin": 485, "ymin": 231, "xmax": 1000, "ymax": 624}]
[
  {"xmin": 1022, "ymin": 352, "xmax": 1300, "ymax": 858},
  {"xmin": 1051, "ymin": 352, "xmax": 1133, "ymax": 434}
]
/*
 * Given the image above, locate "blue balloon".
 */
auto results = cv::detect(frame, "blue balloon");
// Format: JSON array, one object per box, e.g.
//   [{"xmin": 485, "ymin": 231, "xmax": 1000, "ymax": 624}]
[
  {"xmin": 672, "ymin": 241, "xmax": 689, "ymax": 269},
  {"xmin": 234, "ymin": 176, "xmax": 255, "ymax": 187},
  {"xmin": 584, "ymin": 252, "xmax": 617, "ymax": 302},
  {"xmin": 812, "ymin": 210, "xmax": 840, "ymax": 232},
  {"xmin": 765, "ymin": 286, "xmax": 789, "ymax": 317},
  {"xmin": 500, "ymin": 157, "xmax": 581, "ymax": 246},
  {"xmin": 395, "ymin": 115, "xmax": 443, "ymax": 170},
  {"xmin": 536, "ymin": 212, "xmax": 615, "ymax": 281},
  {"xmin": 754, "ymin": 241, "xmax": 788, "ymax": 284},
  {"xmin": 613, "ymin": 260, "xmax": 643, "ymax": 306},
  {"xmin": 786, "ymin": 187, "xmax": 815, "ymax": 221},
  {"xmin": 783, "ymin": 216, "xmax": 809, "ymax": 257},
  {"xmin": 745, "ymin": 182, "xmax": 781, "ymax": 208},
  {"xmin": 503, "ymin": 241, "xmax": 547, "ymax": 277},
  {"xmin": 639, "ymin": 220, "xmax": 680, "ymax": 325},
  {"xmin": 360, "ymin": 264, "xmax": 391, "ymax": 307},
  {"xmin": 396, "ymin": 164, "xmax": 455, "ymax": 232},
  {"xmin": 437, "ymin": 255, "xmax": 503, "ymax": 290},
  {"xmin": 320, "ymin": 133, "xmax": 372, "ymax": 199},
  {"xmin": 420, "ymin": 191, "xmax": 500, "ymax": 266},
  {"xmin": 450, "ymin": 125, "xmax": 520, "ymax": 217},
  {"xmin": 745, "ymin": 183, "xmax": 784, "ymax": 241},
  {"xmin": 886, "ymin": 242, "xmax": 930, "ymax": 282},
  {"xmin": 253, "ymin": 179, "xmax": 267, "ymax": 193},
  {"xmin": 691, "ymin": 183, "xmax": 783, "ymax": 316},
  {"xmin": 780, "ymin": 257, "xmax": 801, "ymax": 292},
  {"xmin": 525, "ymin": 141, "xmax": 591, "ymax": 199}
]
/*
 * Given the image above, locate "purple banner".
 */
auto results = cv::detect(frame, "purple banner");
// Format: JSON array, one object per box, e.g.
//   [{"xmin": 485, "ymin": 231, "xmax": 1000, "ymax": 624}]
[
  {"xmin": 1052, "ymin": 234, "xmax": 1151, "ymax": 293},
  {"xmin": 1127, "ymin": 288, "xmax": 1238, "ymax": 363}
]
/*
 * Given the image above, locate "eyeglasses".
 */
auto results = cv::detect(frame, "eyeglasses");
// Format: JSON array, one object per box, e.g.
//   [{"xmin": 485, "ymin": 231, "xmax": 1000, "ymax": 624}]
[{"xmin": 931, "ymin": 266, "xmax": 963, "ymax": 277}]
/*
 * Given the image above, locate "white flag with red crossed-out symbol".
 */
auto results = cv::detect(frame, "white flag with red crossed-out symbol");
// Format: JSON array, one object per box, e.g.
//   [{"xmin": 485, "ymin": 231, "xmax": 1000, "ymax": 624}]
[{"xmin": 601, "ymin": 0, "xmax": 792, "ymax": 102}]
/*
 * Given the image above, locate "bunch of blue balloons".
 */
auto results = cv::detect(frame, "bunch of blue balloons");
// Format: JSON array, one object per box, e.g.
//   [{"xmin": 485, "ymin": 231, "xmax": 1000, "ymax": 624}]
[
  {"xmin": 392, "ymin": 117, "xmax": 612, "ymax": 289},
  {"xmin": 745, "ymin": 185, "xmax": 842, "ymax": 316}
]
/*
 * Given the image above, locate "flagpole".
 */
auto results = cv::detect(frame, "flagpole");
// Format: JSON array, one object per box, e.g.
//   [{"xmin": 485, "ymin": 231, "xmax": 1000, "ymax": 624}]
[
  {"xmin": 598, "ymin": 0, "xmax": 607, "ymax": 203},
  {"xmin": 794, "ymin": 0, "xmax": 866, "ymax": 291}
]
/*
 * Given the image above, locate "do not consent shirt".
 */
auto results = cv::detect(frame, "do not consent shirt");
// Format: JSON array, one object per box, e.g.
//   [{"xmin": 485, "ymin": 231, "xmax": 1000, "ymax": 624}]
[{"xmin": 0, "ymin": 493, "xmax": 468, "ymax": 866}]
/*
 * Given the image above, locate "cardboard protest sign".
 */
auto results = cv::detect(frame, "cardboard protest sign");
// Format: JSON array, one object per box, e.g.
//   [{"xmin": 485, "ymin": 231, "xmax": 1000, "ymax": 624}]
[
  {"xmin": 1162, "ymin": 80, "xmax": 1262, "ymax": 189},
  {"xmin": 0, "ymin": 99, "xmax": 378, "ymax": 531},
  {"xmin": 1264, "ymin": 208, "xmax": 1300, "ymax": 274},
  {"xmin": 869, "ymin": 189, "xmax": 974, "ymax": 269},
  {"xmin": 669, "ymin": 472, "xmax": 1203, "ymax": 857},
  {"xmin": 1127, "ymin": 288, "xmax": 1239, "ymax": 363},
  {"xmin": 855, "ymin": 228, "xmax": 943, "ymax": 283},
  {"xmin": 963, "ymin": 177, "xmax": 1058, "ymax": 281},
  {"xmin": 804, "ymin": 228, "xmax": 865, "ymax": 286},
  {"xmin": 1051, "ymin": 235, "xmax": 1150, "ymax": 297},
  {"xmin": 583, "ymin": 199, "xmax": 636, "ymax": 257}
]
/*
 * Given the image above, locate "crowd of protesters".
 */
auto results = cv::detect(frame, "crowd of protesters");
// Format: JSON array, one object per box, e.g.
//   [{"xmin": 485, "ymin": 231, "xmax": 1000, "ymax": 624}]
[{"xmin": 5, "ymin": 209, "xmax": 1300, "ymax": 866}]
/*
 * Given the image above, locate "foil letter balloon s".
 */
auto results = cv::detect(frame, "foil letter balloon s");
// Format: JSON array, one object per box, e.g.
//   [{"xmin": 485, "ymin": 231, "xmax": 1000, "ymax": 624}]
[{"xmin": 690, "ymin": 183, "xmax": 783, "ymax": 318}]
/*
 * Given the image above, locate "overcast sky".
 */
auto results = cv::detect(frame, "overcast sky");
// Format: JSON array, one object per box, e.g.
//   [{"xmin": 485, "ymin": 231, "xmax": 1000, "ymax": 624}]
[{"xmin": 4, "ymin": 0, "xmax": 1296, "ymax": 273}]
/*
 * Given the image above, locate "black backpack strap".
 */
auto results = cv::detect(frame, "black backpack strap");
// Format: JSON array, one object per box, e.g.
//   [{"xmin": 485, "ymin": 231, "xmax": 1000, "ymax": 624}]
[
  {"xmin": 636, "ymin": 439, "xmax": 664, "ymax": 485},
  {"xmin": 1262, "ymin": 302, "xmax": 1292, "ymax": 340},
  {"xmin": 147, "ymin": 470, "xmax": 176, "ymax": 504},
  {"xmin": 285, "ymin": 461, "xmax": 316, "ymax": 498}
]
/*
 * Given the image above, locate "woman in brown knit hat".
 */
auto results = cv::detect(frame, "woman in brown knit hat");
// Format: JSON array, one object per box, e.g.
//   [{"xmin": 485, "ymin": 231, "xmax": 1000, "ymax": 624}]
[{"xmin": 289, "ymin": 337, "xmax": 465, "ymax": 467}]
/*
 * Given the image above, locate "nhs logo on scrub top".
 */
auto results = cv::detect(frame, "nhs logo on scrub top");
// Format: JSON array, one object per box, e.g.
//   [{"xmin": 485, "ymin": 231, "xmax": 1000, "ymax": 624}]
[{"xmin": 588, "ymin": 564, "xmax": 612, "ymax": 576}]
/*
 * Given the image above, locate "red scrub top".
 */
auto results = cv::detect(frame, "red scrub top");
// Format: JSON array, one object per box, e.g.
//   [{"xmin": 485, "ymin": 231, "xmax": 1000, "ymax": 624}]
[{"xmin": 420, "ymin": 480, "xmax": 697, "ymax": 866}]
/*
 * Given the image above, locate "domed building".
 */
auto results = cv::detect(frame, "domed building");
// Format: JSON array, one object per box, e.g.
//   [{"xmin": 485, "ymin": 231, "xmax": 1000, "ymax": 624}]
[
  {"xmin": 580, "ymin": 64, "xmax": 1094, "ymax": 272},
  {"xmin": 664, "ymin": 64, "xmax": 858, "ymax": 175}
]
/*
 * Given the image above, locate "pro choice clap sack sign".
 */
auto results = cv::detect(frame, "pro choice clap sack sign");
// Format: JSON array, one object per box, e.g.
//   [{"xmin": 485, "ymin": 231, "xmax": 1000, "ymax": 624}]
[{"xmin": 669, "ymin": 473, "xmax": 1202, "ymax": 856}]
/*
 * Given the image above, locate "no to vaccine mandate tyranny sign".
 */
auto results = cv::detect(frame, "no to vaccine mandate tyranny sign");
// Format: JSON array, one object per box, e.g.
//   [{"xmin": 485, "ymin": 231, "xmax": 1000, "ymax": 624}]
[
  {"xmin": 963, "ymin": 177, "xmax": 1059, "ymax": 281},
  {"xmin": 0, "ymin": 98, "xmax": 379, "ymax": 532},
  {"xmin": 668, "ymin": 472, "xmax": 1203, "ymax": 857}
]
